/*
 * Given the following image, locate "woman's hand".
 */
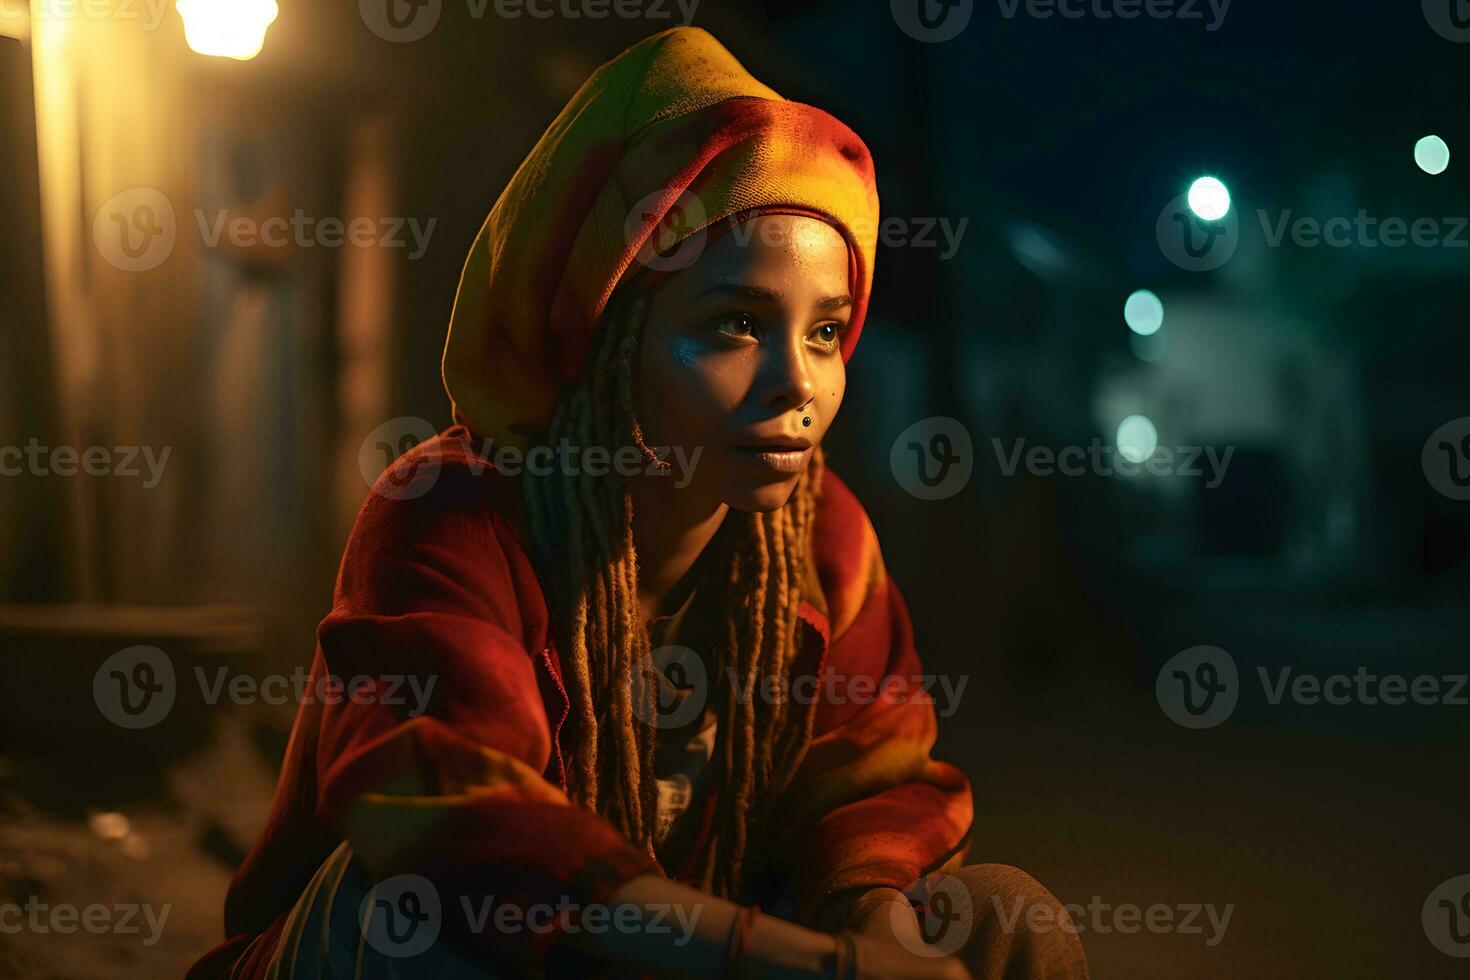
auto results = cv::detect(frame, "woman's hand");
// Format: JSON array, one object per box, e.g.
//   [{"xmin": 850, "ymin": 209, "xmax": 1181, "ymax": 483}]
[
  {"xmin": 842, "ymin": 886, "xmax": 925, "ymax": 946},
  {"xmin": 837, "ymin": 887, "xmax": 972, "ymax": 980},
  {"xmin": 849, "ymin": 932, "xmax": 974, "ymax": 980},
  {"xmin": 560, "ymin": 873, "xmax": 973, "ymax": 979}
]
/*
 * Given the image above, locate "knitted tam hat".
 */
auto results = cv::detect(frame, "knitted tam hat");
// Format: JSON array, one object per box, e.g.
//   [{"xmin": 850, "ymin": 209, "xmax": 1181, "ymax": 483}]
[{"xmin": 441, "ymin": 26, "xmax": 880, "ymax": 449}]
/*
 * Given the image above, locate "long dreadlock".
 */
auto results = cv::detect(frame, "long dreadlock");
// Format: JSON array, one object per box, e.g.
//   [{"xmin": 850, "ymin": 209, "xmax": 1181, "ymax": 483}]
[{"xmin": 522, "ymin": 289, "xmax": 825, "ymax": 899}]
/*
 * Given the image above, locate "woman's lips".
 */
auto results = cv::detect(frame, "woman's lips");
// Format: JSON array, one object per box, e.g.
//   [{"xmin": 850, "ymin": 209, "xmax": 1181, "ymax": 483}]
[{"xmin": 730, "ymin": 445, "xmax": 814, "ymax": 474}]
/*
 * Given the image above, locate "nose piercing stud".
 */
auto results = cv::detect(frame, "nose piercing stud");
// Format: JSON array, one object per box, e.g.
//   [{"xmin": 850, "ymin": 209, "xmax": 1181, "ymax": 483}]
[{"xmin": 802, "ymin": 416, "xmax": 811, "ymax": 427}]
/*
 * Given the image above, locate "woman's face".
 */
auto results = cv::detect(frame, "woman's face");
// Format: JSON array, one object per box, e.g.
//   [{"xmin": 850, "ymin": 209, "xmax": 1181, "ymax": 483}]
[{"xmin": 633, "ymin": 213, "xmax": 851, "ymax": 513}]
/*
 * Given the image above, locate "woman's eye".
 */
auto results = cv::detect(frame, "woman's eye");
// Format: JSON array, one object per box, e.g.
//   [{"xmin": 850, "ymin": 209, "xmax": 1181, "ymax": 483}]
[
  {"xmin": 712, "ymin": 313, "xmax": 758, "ymax": 339},
  {"xmin": 814, "ymin": 322, "xmax": 842, "ymax": 346}
]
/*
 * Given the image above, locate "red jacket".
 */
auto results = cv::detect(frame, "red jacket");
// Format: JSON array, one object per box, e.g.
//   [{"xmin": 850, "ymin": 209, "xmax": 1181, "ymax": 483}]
[{"xmin": 188, "ymin": 428, "xmax": 973, "ymax": 977}]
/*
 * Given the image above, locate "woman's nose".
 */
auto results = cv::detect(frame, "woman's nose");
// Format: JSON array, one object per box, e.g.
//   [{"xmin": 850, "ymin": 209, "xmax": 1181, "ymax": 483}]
[{"xmin": 759, "ymin": 333, "xmax": 817, "ymax": 413}]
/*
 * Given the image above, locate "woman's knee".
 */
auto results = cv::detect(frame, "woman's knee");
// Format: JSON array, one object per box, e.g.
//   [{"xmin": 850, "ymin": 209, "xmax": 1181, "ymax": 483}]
[
  {"xmin": 920, "ymin": 863, "xmax": 1089, "ymax": 980},
  {"xmin": 274, "ymin": 843, "xmax": 499, "ymax": 979}
]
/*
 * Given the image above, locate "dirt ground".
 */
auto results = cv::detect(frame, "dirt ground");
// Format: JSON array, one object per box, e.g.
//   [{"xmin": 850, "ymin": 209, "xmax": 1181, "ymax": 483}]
[
  {"xmin": 0, "ymin": 714, "xmax": 276, "ymax": 979},
  {"xmin": 1, "ymin": 591, "xmax": 1463, "ymax": 979}
]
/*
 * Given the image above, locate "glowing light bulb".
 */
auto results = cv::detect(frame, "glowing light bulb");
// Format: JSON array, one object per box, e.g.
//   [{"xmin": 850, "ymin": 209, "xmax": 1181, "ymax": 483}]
[
  {"xmin": 1187, "ymin": 177, "xmax": 1231, "ymax": 221},
  {"xmin": 177, "ymin": 0, "xmax": 278, "ymax": 61}
]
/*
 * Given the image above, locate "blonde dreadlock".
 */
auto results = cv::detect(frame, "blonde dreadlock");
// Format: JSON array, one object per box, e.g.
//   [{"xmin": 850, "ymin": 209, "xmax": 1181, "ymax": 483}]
[{"xmin": 522, "ymin": 290, "xmax": 825, "ymax": 899}]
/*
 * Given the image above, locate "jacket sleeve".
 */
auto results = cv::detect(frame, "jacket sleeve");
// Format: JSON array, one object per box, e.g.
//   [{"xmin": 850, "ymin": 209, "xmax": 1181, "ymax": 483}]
[
  {"xmin": 311, "ymin": 448, "xmax": 657, "ymax": 970},
  {"xmin": 772, "ymin": 475, "xmax": 975, "ymax": 929}
]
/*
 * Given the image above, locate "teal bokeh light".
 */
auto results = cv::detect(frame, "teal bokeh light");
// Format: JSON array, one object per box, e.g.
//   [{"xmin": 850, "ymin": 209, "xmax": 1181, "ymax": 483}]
[
  {"xmin": 1415, "ymin": 135, "xmax": 1450, "ymax": 175},
  {"xmin": 1124, "ymin": 289, "xmax": 1164, "ymax": 336},
  {"xmin": 1116, "ymin": 415, "xmax": 1159, "ymax": 464},
  {"xmin": 1187, "ymin": 176, "xmax": 1231, "ymax": 221}
]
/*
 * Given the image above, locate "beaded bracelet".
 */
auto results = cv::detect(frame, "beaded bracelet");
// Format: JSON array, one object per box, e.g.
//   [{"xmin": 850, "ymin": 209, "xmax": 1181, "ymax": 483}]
[
  {"xmin": 823, "ymin": 929, "xmax": 859, "ymax": 980},
  {"xmin": 723, "ymin": 903, "xmax": 761, "ymax": 979}
]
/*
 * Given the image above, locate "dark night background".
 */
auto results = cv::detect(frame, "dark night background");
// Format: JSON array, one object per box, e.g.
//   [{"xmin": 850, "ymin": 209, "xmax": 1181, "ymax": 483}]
[{"xmin": 1, "ymin": 0, "xmax": 1466, "ymax": 976}]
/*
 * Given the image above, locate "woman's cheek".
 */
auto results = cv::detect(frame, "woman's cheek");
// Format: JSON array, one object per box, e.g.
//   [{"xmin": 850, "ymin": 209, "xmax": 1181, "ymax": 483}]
[
  {"xmin": 671, "ymin": 366, "xmax": 741, "ymax": 448},
  {"xmin": 815, "ymin": 365, "xmax": 846, "ymax": 437},
  {"xmin": 640, "ymin": 359, "xmax": 714, "ymax": 450},
  {"xmin": 643, "ymin": 339, "xmax": 749, "ymax": 449},
  {"xmin": 639, "ymin": 341, "xmax": 693, "ymax": 444}
]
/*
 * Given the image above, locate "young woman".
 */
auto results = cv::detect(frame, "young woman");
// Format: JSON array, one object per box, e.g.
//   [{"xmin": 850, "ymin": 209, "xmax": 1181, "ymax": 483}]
[{"xmin": 189, "ymin": 26, "xmax": 1088, "ymax": 980}]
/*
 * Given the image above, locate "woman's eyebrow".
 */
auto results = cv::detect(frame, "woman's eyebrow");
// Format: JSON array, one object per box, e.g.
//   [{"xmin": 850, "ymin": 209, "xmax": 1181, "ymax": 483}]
[{"xmin": 697, "ymin": 281, "xmax": 853, "ymax": 311}]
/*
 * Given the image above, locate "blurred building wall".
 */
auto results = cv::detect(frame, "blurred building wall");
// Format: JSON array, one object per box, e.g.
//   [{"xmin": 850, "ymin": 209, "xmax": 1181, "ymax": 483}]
[
  {"xmin": 29, "ymin": 8, "xmax": 202, "ymax": 601},
  {"xmin": 0, "ymin": 32, "xmax": 65, "ymax": 601}
]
